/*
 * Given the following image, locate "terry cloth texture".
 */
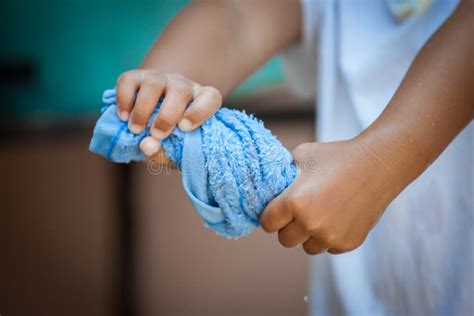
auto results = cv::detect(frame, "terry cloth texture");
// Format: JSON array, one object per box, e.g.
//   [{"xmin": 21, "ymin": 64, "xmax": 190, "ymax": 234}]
[{"xmin": 90, "ymin": 89, "xmax": 297, "ymax": 238}]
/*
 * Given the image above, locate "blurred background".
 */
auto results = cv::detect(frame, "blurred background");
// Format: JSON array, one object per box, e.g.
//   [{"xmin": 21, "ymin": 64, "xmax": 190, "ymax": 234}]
[{"xmin": 0, "ymin": 1, "xmax": 315, "ymax": 315}]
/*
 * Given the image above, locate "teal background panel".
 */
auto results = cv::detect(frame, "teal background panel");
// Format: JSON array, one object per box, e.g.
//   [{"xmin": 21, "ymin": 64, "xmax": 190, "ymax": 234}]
[{"xmin": 0, "ymin": 0, "xmax": 284, "ymax": 118}]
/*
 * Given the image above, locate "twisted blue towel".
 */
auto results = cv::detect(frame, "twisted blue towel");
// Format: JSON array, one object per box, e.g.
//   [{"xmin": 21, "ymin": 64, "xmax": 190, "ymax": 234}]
[{"xmin": 90, "ymin": 89, "xmax": 297, "ymax": 238}]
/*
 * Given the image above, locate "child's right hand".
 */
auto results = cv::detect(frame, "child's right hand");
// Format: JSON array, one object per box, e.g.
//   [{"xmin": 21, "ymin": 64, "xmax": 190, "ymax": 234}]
[{"xmin": 115, "ymin": 70, "xmax": 222, "ymax": 159}]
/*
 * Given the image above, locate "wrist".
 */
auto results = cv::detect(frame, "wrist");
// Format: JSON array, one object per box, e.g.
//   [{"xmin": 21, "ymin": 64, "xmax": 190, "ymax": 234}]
[{"xmin": 354, "ymin": 121, "xmax": 430, "ymax": 197}]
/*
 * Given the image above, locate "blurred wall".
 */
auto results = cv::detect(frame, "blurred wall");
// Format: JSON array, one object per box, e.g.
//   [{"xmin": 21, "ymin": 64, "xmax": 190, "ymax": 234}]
[
  {"xmin": 0, "ymin": 135, "xmax": 120, "ymax": 315},
  {"xmin": 0, "ymin": 0, "xmax": 283, "ymax": 118}
]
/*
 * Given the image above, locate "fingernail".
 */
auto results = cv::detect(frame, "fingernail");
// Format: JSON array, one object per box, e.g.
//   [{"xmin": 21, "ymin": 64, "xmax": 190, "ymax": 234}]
[
  {"xmin": 119, "ymin": 111, "xmax": 129, "ymax": 121},
  {"xmin": 178, "ymin": 118, "xmax": 193, "ymax": 131},
  {"xmin": 128, "ymin": 123, "xmax": 143, "ymax": 134},
  {"xmin": 151, "ymin": 128, "xmax": 165, "ymax": 140},
  {"xmin": 141, "ymin": 138, "xmax": 161, "ymax": 156}
]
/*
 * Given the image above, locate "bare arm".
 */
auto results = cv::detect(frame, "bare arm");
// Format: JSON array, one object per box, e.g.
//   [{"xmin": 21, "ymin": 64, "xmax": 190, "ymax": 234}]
[
  {"xmin": 361, "ymin": 0, "xmax": 474, "ymax": 193},
  {"xmin": 141, "ymin": 0, "xmax": 302, "ymax": 96}
]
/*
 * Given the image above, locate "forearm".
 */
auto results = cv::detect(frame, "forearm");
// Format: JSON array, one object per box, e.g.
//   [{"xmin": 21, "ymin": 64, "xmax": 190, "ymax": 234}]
[
  {"xmin": 140, "ymin": 0, "xmax": 301, "ymax": 97},
  {"xmin": 360, "ymin": 1, "xmax": 473, "ymax": 194}
]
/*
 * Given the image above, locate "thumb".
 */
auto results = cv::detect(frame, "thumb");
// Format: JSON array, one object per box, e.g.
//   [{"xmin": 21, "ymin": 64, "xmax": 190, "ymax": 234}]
[{"xmin": 260, "ymin": 190, "xmax": 293, "ymax": 233}]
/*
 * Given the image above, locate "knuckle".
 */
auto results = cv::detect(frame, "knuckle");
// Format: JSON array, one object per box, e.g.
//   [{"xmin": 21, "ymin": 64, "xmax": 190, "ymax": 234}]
[
  {"xmin": 115, "ymin": 93, "xmax": 125, "ymax": 107},
  {"xmin": 338, "ymin": 244, "xmax": 356, "ymax": 253},
  {"xmin": 143, "ymin": 72, "xmax": 164, "ymax": 87},
  {"xmin": 155, "ymin": 116, "xmax": 173, "ymax": 131},
  {"xmin": 167, "ymin": 72, "xmax": 186, "ymax": 80},
  {"xmin": 284, "ymin": 191, "xmax": 307, "ymax": 213},
  {"xmin": 169, "ymin": 80, "xmax": 193, "ymax": 99},
  {"xmin": 292, "ymin": 143, "xmax": 313, "ymax": 161},
  {"xmin": 304, "ymin": 220, "xmax": 324, "ymax": 236},
  {"xmin": 323, "ymin": 232, "xmax": 339, "ymax": 246},
  {"xmin": 259, "ymin": 216, "xmax": 271, "ymax": 232},
  {"xmin": 260, "ymin": 214, "xmax": 276, "ymax": 232},
  {"xmin": 203, "ymin": 86, "xmax": 222, "ymax": 102},
  {"xmin": 116, "ymin": 71, "xmax": 131, "ymax": 85},
  {"xmin": 303, "ymin": 243, "xmax": 320, "ymax": 256},
  {"xmin": 332, "ymin": 248, "xmax": 348, "ymax": 255},
  {"xmin": 131, "ymin": 111, "xmax": 146, "ymax": 125},
  {"xmin": 340, "ymin": 237, "xmax": 364, "ymax": 253},
  {"xmin": 278, "ymin": 232, "xmax": 295, "ymax": 248},
  {"xmin": 327, "ymin": 248, "xmax": 343, "ymax": 255}
]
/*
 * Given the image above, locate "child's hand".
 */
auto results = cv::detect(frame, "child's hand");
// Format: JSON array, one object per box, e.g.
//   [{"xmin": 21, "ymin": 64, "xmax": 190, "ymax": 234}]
[
  {"xmin": 115, "ymin": 70, "xmax": 222, "ymax": 158},
  {"xmin": 260, "ymin": 138, "xmax": 400, "ymax": 255},
  {"xmin": 260, "ymin": 1, "xmax": 474, "ymax": 255}
]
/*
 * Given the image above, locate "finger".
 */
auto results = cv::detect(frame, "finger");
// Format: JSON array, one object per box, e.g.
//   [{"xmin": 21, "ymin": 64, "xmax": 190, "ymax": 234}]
[
  {"xmin": 116, "ymin": 70, "xmax": 141, "ymax": 121},
  {"xmin": 140, "ymin": 136, "xmax": 161, "ymax": 157},
  {"xmin": 151, "ymin": 78, "xmax": 193, "ymax": 140},
  {"xmin": 278, "ymin": 221, "xmax": 310, "ymax": 248},
  {"xmin": 128, "ymin": 76, "xmax": 166, "ymax": 134},
  {"xmin": 260, "ymin": 192, "xmax": 293, "ymax": 233},
  {"xmin": 178, "ymin": 86, "xmax": 222, "ymax": 131},
  {"xmin": 327, "ymin": 248, "xmax": 345, "ymax": 255},
  {"xmin": 146, "ymin": 146, "xmax": 173, "ymax": 168},
  {"xmin": 302, "ymin": 237, "xmax": 328, "ymax": 255}
]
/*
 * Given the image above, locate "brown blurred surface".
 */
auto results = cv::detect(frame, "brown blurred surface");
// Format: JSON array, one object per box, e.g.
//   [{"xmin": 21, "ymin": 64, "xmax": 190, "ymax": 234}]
[
  {"xmin": 0, "ymin": 136, "xmax": 119, "ymax": 316},
  {"xmin": 0, "ymin": 109, "xmax": 315, "ymax": 316}
]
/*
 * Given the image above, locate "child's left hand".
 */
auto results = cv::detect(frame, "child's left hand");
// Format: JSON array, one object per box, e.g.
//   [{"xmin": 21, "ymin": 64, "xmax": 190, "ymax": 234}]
[{"xmin": 115, "ymin": 70, "xmax": 222, "ymax": 162}]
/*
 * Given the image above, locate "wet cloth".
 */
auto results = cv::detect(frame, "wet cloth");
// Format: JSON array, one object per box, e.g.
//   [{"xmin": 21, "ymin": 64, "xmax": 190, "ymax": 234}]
[{"xmin": 90, "ymin": 89, "xmax": 297, "ymax": 239}]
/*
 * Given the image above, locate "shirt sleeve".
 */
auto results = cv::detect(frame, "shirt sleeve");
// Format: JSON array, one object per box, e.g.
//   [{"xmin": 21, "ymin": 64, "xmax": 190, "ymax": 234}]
[{"xmin": 280, "ymin": 0, "xmax": 320, "ymax": 100}]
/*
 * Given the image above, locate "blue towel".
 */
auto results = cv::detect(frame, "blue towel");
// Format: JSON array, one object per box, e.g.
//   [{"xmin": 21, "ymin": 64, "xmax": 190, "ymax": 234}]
[{"xmin": 90, "ymin": 89, "xmax": 297, "ymax": 238}]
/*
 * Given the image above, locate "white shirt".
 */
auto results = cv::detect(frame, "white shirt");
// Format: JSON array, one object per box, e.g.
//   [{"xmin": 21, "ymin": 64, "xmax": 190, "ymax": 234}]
[{"xmin": 283, "ymin": 0, "xmax": 473, "ymax": 314}]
